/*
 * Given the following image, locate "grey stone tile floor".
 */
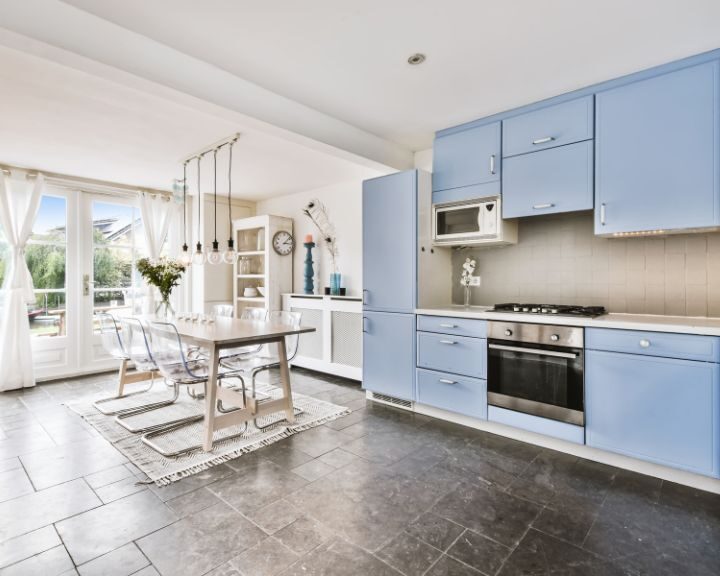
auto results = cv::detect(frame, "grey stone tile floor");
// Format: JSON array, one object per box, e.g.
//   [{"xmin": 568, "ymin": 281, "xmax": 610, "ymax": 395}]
[{"xmin": 1, "ymin": 367, "xmax": 719, "ymax": 575}]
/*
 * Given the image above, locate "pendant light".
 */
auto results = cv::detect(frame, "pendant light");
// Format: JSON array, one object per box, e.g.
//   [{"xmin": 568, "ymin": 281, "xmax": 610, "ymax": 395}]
[
  {"xmin": 222, "ymin": 139, "xmax": 237, "ymax": 264},
  {"xmin": 206, "ymin": 148, "xmax": 222, "ymax": 265},
  {"xmin": 179, "ymin": 160, "xmax": 192, "ymax": 266},
  {"xmin": 192, "ymin": 155, "xmax": 206, "ymax": 266}
]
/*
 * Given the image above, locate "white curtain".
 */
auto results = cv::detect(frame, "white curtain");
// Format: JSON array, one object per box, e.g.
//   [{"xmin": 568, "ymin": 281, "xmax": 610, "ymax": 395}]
[
  {"xmin": 138, "ymin": 192, "xmax": 175, "ymax": 313},
  {"xmin": 0, "ymin": 170, "xmax": 44, "ymax": 391}
]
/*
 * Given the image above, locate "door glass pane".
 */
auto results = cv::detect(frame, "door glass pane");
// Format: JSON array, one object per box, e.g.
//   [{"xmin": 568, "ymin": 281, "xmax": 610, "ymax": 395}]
[
  {"xmin": 27, "ymin": 195, "xmax": 67, "ymax": 338},
  {"xmin": 92, "ymin": 201, "xmax": 145, "ymax": 318},
  {"xmin": 437, "ymin": 207, "xmax": 480, "ymax": 236}
]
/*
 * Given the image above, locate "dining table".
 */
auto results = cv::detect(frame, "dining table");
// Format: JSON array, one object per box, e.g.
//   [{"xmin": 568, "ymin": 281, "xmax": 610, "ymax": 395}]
[{"xmin": 168, "ymin": 316, "xmax": 315, "ymax": 451}]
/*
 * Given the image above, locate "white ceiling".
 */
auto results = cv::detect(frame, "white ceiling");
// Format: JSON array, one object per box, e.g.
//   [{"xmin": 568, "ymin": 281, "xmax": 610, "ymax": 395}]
[
  {"xmin": 59, "ymin": 0, "xmax": 720, "ymax": 149},
  {"xmin": 0, "ymin": 45, "xmax": 383, "ymax": 197}
]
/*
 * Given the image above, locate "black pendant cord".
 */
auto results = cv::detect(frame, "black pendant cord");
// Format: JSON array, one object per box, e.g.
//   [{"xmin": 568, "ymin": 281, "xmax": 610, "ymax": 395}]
[
  {"xmin": 227, "ymin": 141, "xmax": 234, "ymax": 249},
  {"xmin": 182, "ymin": 161, "xmax": 188, "ymax": 251},
  {"xmin": 212, "ymin": 148, "xmax": 218, "ymax": 250},
  {"xmin": 196, "ymin": 155, "xmax": 202, "ymax": 252}
]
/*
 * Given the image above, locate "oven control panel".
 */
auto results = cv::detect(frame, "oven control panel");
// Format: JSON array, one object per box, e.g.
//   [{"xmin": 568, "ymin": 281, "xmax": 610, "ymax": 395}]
[{"xmin": 488, "ymin": 321, "xmax": 583, "ymax": 349}]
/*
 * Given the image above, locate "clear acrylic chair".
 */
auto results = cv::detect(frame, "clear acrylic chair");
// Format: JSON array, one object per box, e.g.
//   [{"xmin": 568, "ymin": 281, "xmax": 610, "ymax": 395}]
[
  {"xmin": 212, "ymin": 304, "xmax": 235, "ymax": 317},
  {"xmin": 114, "ymin": 318, "xmax": 195, "ymax": 434},
  {"xmin": 93, "ymin": 313, "xmax": 156, "ymax": 415},
  {"xmin": 219, "ymin": 310, "xmax": 303, "ymax": 430},
  {"xmin": 141, "ymin": 321, "xmax": 248, "ymax": 457}
]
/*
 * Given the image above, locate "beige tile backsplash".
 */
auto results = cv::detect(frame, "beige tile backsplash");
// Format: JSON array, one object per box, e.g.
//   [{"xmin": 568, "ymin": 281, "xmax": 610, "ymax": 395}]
[{"xmin": 451, "ymin": 212, "xmax": 720, "ymax": 316}]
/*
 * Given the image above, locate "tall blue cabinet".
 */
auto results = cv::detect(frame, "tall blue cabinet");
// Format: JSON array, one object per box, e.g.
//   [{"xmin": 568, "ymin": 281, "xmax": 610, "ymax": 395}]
[{"xmin": 362, "ymin": 170, "xmax": 420, "ymax": 401}]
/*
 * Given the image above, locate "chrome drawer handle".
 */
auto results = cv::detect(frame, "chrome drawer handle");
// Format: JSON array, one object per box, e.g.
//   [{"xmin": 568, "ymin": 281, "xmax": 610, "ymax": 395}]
[
  {"xmin": 600, "ymin": 203, "xmax": 606, "ymax": 226},
  {"xmin": 439, "ymin": 340, "xmax": 457, "ymax": 345},
  {"xmin": 532, "ymin": 136, "xmax": 556, "ymax": 145},
  {"xmin": 489, "ymin": 154, "xmax": 496, "ymax": 175},
  {"xmin": 439, "ymin": 323, "xmax": 457, "ymax": 328},
  {"xmin": 639, "ymin": 339, "xmax": 651, "ymax": 348},
  {"xmin": 439, "ymin": 378, "xmax": 457, "ymax": 385},
  {"xmin": 533, "ymin": 203, "xmax": 555, "ymax": 210}
]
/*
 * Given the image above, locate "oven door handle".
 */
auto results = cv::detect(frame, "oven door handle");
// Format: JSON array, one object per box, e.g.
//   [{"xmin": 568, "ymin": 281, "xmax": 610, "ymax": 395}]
[{"xmin": 488, "ymin": 343, "xmax": 578, "ymax": 359}]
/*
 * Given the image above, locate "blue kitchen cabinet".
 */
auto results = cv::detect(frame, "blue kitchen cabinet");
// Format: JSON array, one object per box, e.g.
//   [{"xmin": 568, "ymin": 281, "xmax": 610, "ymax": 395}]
[
  {"xmin": 502, "ymin": 95, "xmax": 594, "ymax": 157},
  {"xmin": 363, "ymin": 311, "xmax": 415, "ymax": 401},
  {"xmin": 432, "ymin": 122, "xmax": 501, "ymax": 197},
  {"xmin": 503, "ymin": 140, "xmax": 594, "ymax": 218},
  {"xmin": 595, "ymin": 60, "xmax": 720, "ymax": 235},
  {"xmin": 362, "ymin": 171, "xmax": 416, "ymax": 312},
  {"xmin": 585, "ymin": 348, "xmax": 720, "ymax": 477}
]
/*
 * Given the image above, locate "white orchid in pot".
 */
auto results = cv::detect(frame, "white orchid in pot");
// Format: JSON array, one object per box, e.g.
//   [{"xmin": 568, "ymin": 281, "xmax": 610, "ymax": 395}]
[{"xmin": 460, "ymin": 257, "xmax": 478, "ymax": 307}]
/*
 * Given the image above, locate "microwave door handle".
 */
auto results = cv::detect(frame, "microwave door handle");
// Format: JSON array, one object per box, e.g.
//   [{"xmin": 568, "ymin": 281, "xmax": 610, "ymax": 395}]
[
  {"xmin": 477, "ymin": 206, "xmax": 483, "ymax": 233},
  {"xmin": 488, "ymin": 343, "xmax": 578, "ymax": 359}
]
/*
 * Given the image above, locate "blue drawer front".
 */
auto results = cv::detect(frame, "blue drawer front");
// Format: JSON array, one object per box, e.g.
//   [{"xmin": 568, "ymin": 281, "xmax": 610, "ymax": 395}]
[
  {"xmin": 503, "ymin": 95, "xmax": 594, "ymax": 157},
  {"xmin": 502, "ymin": 141, "xmax": 594, "ymax": 218},
  {"xmin": 488, "ymin": 406, "xmax": 585, "ymax": 445},
  {"xmin": 416, "ymin": 368, "xmax": 487, "ymax": 419},
  {"xmin": 586, "ymin": 328, "xmax": 720, "ymax": 363},
  {"xmin": 417, "ymin": 332, "xmax": 486, "ymax": 379},
  {"xmin": 431, "ymin": 181, "xmax": 501, "ymax": 205},
  {"xmin": 417, "ymin": 315, "xmax": 487, "ymax": 338},
  {"xmin": 586, "ymin": 350, "xmax": 720, "ymax": 477}
]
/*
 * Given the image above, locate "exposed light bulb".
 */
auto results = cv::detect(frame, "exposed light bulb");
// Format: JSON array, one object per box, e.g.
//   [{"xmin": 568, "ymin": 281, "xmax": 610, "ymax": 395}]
[
  {"xmin": 207, "ymin": 241, "xmax": 222, "ymax": 265},
  {"xmin": 222, "ymin": 239, "xmax": 236, "ymax": 265},
  {"xmin": 180, "ymin": 244, "xmax": 193, "ymax": 266},
  {"xmin": 192, "ymin": 242, "xmax": 206, "ymax": 266}
]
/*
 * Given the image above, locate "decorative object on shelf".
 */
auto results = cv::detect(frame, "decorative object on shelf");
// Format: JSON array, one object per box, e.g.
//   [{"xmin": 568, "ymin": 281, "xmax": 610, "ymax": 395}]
[
  {"xmin": 460, "ymin": 257, "xmax": 478, "ymax": 307},
  {"xmin": 207, "ymin": 149, "xmax": 222, "ymax": 265},
  {"xmin": 136, "ymin": 257, "xmax": 186, "ymax": 318},
  {"xmin": 243, "ymin": 286, "xmax": 259, "ymax": 298},
  {"xmin": 192, "ymin": 155, "xmax": 205, "ymax": 266},
  {"xmin": 272, "ymin": 230, "xmax": 295, "ymax": 255},
  {"xmin": 257, "ymin": 286, "xmax": 265, "ymax": 296},
  {"xmin": 303, "ymin": 234, "xmax": 316, "ymax": 294},
  {"xmin": 222, "ymin": 138, "xmax": 238, "ymax": 264},
  {"xmin": 330, "ymin": 272, "xmax": 342, "ymax": 296},
  {"xmin": 302, "ymin": 198, "xmax": 340, "ymax": 293},
  {"xmin": 179, "ymin": 161, "xmax": 192, "ymax": 265}
]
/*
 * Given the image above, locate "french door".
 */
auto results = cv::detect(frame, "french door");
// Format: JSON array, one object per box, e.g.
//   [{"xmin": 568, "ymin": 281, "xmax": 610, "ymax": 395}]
[{"xmin": 28, "ymin": 190, "xmax": 151, "ymax": 380}]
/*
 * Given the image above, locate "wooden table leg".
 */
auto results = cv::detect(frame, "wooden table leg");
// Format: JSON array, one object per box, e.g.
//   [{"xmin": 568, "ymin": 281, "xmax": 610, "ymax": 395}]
[
  {"xmin": 203, "ymin": 344, "xmax": 220, "ymax": 451},
  {"xmin": 117, "ymin": 359, "xmax": 129, "ymax": 397},
  {"xmin": 277, "ymin": 337, "xmax": 295, "ymax": 424}
]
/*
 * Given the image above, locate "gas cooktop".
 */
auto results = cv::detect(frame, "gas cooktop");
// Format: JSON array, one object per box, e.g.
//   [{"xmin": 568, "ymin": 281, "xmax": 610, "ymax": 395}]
[{"xmin": 489, "ymin": 303, "xmax": 607, "ymax": 317}]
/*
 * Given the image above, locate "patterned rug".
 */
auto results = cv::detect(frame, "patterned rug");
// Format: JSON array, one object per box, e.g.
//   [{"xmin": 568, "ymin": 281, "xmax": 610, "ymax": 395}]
[{"xmin": 66, "ymin": 379, "xmax": 349, "ymax": 486}]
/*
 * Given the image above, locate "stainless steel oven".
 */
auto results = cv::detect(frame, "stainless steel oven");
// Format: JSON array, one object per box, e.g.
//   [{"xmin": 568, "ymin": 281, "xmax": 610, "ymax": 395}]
[{"xmin": 487, "ymin": 321, "xmax": 584, "ymax": 425}]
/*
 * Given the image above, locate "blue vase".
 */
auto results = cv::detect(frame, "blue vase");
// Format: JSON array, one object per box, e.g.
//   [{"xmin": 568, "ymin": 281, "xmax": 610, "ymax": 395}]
[{"xmin": 330, "ymin": 272, "xmax": 342, "ymax": 295}]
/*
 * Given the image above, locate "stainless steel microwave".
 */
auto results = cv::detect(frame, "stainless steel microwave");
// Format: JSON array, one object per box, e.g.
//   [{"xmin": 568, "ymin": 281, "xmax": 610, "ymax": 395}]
[{"xmin": 432, "ymin": 196, "xmax": 517, "ymax": 246}]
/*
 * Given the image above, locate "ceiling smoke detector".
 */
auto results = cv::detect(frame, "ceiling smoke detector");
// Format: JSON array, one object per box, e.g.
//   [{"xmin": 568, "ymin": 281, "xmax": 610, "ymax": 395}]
[{"xmin": 407, "ymin": 53, "xmax": 426, "ymax": 65}]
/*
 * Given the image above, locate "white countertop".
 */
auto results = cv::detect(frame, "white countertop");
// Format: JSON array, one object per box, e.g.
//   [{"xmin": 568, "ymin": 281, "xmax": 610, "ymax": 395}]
[{"xmin": 416, "ymin": 306, "xmax": 720, "ymax": 336}]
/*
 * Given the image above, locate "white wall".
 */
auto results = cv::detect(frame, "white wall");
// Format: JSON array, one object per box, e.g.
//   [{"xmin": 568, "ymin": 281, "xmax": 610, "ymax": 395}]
[
  {"xmin": 414, "ymin": 148, "xmax": 433, "ymax": 172},
  {"xmin": 256, "ymin": 180, "xmax": 368, "ymax": 296}
]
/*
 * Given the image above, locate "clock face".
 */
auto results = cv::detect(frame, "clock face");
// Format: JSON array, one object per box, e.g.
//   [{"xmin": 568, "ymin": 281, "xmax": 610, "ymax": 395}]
[{"xmin": 272, "ymin": 230, "xmax": 295, "ymax": 255}]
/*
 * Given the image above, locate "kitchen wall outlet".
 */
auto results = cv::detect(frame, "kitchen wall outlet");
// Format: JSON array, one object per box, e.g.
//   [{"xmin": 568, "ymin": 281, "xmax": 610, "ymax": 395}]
[{"xmin": 469, "ymin": 276, "xmax": 481, "ymax": 286}]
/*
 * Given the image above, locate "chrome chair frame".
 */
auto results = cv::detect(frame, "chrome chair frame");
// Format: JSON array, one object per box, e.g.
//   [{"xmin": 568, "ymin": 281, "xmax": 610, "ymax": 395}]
[{"xmin": 93, "ymin": 313, "xmax": 156, "ymax": 416}]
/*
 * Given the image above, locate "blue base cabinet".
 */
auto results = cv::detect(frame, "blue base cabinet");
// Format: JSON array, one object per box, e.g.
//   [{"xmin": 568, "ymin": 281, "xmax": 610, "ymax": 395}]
[
  {"xmin": 586, "ymin": 349, "xmax": 720, "ymax": 477},
  {"xmin": 363, "ymin": 311, "xmax": 416, "ymax": 402}
]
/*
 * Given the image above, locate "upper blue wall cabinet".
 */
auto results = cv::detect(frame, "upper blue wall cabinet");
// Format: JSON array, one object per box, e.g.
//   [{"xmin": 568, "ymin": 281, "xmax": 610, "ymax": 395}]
[
  {"xmin": 502, "ymin": 96, "xmax": 594, "ymax": 157},
  {"xmin": 432, "ymin": 122, "xmax": 501, "ymax": 199},
  {"xmin": 503, "ymin": 140, "xmax": 594, "ymax": 218},
  {"xmin": 595, "ymin": 60, "xmax": 720, "ymax": 235},
  {"xmin": 362, "ymin": 170, "xmax": 417, "ymax": 312}
]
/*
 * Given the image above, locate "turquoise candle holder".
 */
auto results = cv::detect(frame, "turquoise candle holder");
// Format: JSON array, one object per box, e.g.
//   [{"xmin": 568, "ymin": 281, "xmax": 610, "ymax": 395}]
[{"xmin": 303, "ymin": 242, "xmax": 315, "ymax": 294}]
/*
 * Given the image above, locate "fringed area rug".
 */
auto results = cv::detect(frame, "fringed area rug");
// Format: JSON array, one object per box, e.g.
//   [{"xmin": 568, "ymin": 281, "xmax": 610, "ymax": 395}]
[{"xmin": 66, "ymin": 380, "xmax": 349, "ymax": 486}]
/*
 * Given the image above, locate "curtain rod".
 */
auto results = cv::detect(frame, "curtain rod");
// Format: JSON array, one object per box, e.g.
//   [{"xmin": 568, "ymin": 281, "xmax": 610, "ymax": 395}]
[{"xmin": 0, "ymin": 163, "xmax": 172, "ymax": 199}]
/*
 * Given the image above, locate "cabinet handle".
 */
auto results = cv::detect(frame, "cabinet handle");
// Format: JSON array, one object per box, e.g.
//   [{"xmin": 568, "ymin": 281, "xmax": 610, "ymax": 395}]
[
  {"xmin": 362, "ymin": 317, "xmax": 368, "ymax": 333},
  {"xmin": 439, "ymin": 323, "xmax": 457, "ymax": 328},
  {"xmin": 489, "ymin": 154, "xmax": 496, "ymax": 175},
  {"xmin": 600, "ymin": 203, "xmax": 606, "ymax": 226},
  {"xmin": 362, "ymin": 289, "xmax": 368, "ymax": 305},
  {"xmin": 532, "ymin": 136, "xmax": 556, "ymax": 145},
  {"xmin": 639, "ymin": 339, "xmax": 651, "ymax": 348},
  {"xmin": 439, "ymin": 378, "xmax": 457, "ymax": 385},
  {"xmin": 439, "ymin": 340, "xmax": 457, "ymax": 345},
  {"xmin": 532, "ymin": 203, "xmax": 555, "ymax": 210}
]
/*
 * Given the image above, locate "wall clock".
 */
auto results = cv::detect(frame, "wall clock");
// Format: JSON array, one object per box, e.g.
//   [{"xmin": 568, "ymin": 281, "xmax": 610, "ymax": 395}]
[{"xmin": 272, "ymin": 230, "xmax": 295, "ymax": 255}]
